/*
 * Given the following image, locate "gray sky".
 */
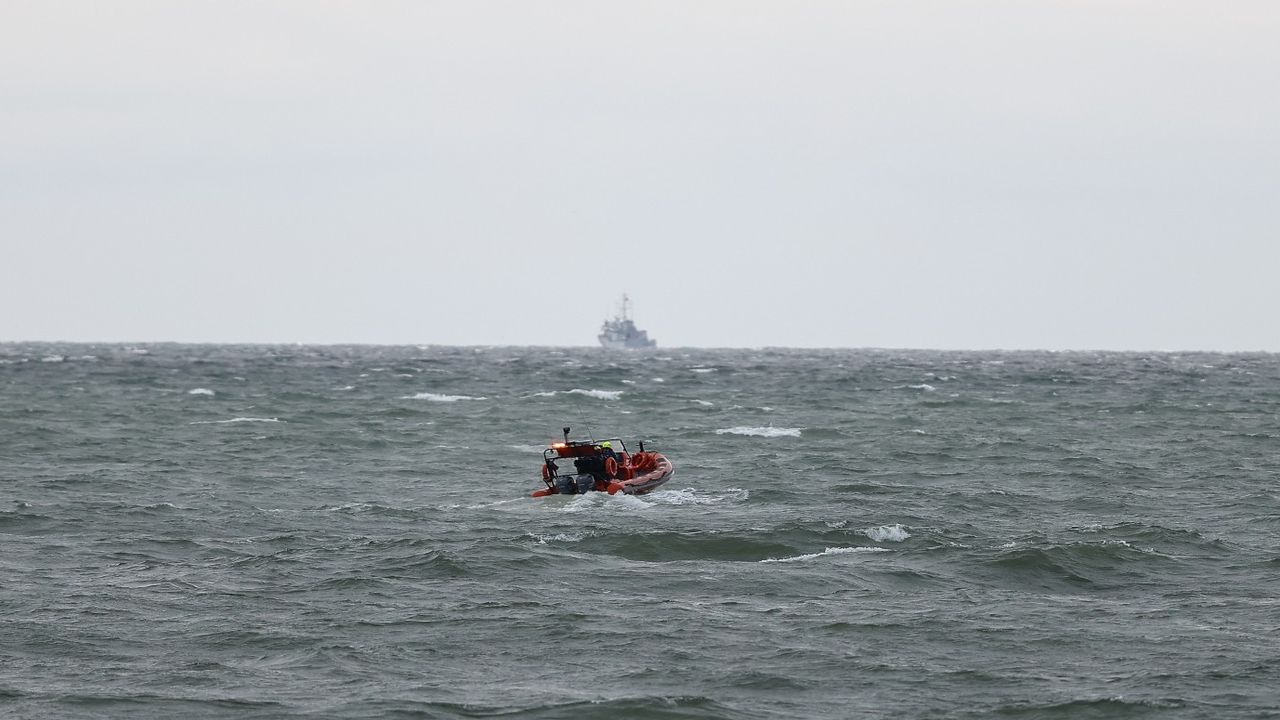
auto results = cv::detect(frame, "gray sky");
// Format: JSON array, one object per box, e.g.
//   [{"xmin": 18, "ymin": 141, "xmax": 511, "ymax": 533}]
[{"xmin": 3, "ymin": 1, "xmax": 1278, "ymax": 350}]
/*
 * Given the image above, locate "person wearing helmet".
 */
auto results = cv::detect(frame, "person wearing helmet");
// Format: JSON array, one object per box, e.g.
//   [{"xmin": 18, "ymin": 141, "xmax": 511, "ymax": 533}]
[{"xmin": 578, "ymin": 442, "xmax": 618, "ymax": 485}]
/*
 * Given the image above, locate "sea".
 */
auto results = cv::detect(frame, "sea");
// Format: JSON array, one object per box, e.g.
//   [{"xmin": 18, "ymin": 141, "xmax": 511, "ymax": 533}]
[{"xmin": 3, "ymin": 343, "xmax": 1278, "ymax": 719}]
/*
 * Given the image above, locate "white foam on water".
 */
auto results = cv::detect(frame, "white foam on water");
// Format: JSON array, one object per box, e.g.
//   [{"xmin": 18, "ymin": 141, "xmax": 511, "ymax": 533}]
[
  {"xmin": 188, "ymin": 388, "xmax": 215, "ymax": 396},
  {"xmin": 647, "ymin": 487, "xmax": 749, "ymax": 506},
  {"xmin": 651, "ymin": 378, "xmax": 665, "ymax": 383},
  {"xmin": 691, "ymin": 368, "xmax": 717, "ymax": 374},
  {"xmin": 532, "ymin": 389, "xmax": 622, "ymax": 400},
  {"xmin": 621, "ymin": 379, "xmax": 637, "ymax": 385},
  {"xmin": 402, "ymin": 392, "xmax": 486, "ymax": 402},
  {"xmin": 895, "ymin": 383, "xmax": 936, "ymax": 391},
  {"xmin": 761, "ymin": 546, "xmax": 890, "ymax": 563},
  {"xmin": 691, "ymin": 399, "xmax": 714, "ymax": 406},
  {"xmin": 442, "ymin": 497, "xmax": 524, "ymax": 511},
  {"xmin": 41, "ymin": 355, "xmax": 65, "ymax": 363},
  {"xmin": 324, "ymin": 502, "xmax": 372, "ymax": 512},
  {"xmin": 715, "ymin": 426, "xmax": 802, "ymax": 438},
  {"xmin": 568, "ymin": 389, "xmax": 622, "ymax": 400},
  {"xmin": 528, "ymin": 532, "xmax": 585, "ymax": 544},
  {"xmin": 865, "ymin": 524, "xmax": 911, "ymax": 542},
  {"xmin": 560, "ymin": 492, "xmax": 651, "ymax": 514},
  {"xmin": 189, "ymin": 417, "xmax": 283, "ymax": 424},
  {"xmin": 336, "ymin": 386, "xmax": 355, "ymax": 391}
]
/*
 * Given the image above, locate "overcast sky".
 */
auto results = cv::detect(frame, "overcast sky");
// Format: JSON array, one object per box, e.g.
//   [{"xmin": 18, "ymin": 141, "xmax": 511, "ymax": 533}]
[{"xmin": 3, "ymin": 1, "xmax": 1277, "ymax": 349}]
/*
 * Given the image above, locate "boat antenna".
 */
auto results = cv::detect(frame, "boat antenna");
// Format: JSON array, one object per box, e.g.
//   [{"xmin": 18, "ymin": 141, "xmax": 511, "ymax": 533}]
[
  {"xmin": 570, "ymin": 396, "xmax": 595, "ymax": 443},
  {"xmin": 562, "ymin": 426, "xmax": 571, "ymax": 443}
]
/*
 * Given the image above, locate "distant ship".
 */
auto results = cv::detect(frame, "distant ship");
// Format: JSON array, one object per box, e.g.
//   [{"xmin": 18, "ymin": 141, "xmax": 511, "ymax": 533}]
[{"xmin": 598, "ymin": 294, "xmax": 656, "ymax": 349}]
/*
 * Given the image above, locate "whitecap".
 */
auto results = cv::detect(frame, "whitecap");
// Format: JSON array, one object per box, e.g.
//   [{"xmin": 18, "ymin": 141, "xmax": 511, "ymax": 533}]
[
  {"xmin": 761, "ymin": 546, "xmax": 890, "ymax": 563},
  {"xmin": 559, "ymin": 492, "xmax": 651, "ymax": 513},
  {"xmin": 402, "ymin": 392, "xmax": 486, "ymax": 402},
  {"xmin": 41, "ymin": 355, "xmax": 65, "ymax": 363},
  {"xmin": 647, "ymin": 487, "xmax": 749, "ymax": 505},
  {"xmin": 895, "ymin": 383, "xmax": 936, "ymax": 391},
  {"xmin": 715, "ymin": 426, "xmax": 802, "ymax": 438},
  {"xmin": 568, "ymin": 388, "xmax": 622, "ymax": 400},
  {"xmin": 188, "ymin": 388, "xmax": 215, "ymax": 396},
  {"xmin": 528, "ymin": 532, "xmax": 585, "ymax": 544},
  {"xmin": 651, "ymin": 378, "xmax": 665, "ymax": 383},
  {"xmin": 324, "ymin": 502, "xmax": 372, "ymax": 512},
  {"xmin": 691, "ymin": 400, "xmax": 714, "ymax": 406},
  {"xmin": 691, "ymin": 368, "xmax": 717, "ymax": 374},
  {"xmin": 865, "ymin": 524, "xmax": 911, "ymax": 542},
  {"xmin": 534, "ymin": 389, "xmax": 623, "ymax": 400},
  {"xmin": 189, "ymin": 417, "xmax": 283, "ymax": 424}
]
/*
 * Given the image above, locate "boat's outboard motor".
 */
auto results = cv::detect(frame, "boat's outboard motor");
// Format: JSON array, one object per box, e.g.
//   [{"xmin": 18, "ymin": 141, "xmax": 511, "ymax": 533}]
[
  {"xmin": 554, "ymin": 475, "xmax": 576, "ymax": 495},
  {"xmin": 573, "ymin": 474, "xmax": 595, "ymax": 494}
]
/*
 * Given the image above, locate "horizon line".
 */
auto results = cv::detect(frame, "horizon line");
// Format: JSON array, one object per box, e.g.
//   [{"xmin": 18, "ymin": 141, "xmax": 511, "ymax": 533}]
[{"xmin": 2, "ymin": 340, "xmax": 1277, "ymax": 355}]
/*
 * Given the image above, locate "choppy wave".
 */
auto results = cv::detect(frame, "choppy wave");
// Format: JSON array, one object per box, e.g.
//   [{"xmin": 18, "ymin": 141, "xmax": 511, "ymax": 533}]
[
  {"xmin": 187, "ymin": 388, "xmax": 215, "ymax": 396},
  {"xmin": 6, "ymin": 344, "xmax": 1280, "ymax": 720},
  {"xmin": 402, "ymin": 392, "xmax": 486, "ymax": 401},
  {"xmin": 761, "ymin": 546, "xmax": 891, "ymax": 563},
  {"xmin": 715, "ymin": 426, "xmax": 803, "ymax": 437},
  {"xmin": 864, "ymin": 524, "xmax": 911, "ymax": 542},
  {"xmin": 188, "ymin": 417, "xmax": 283, "ymax": 424},
  {"xmin": 533, "ymin": 388, "xmax": 623, "ymax": 400}
]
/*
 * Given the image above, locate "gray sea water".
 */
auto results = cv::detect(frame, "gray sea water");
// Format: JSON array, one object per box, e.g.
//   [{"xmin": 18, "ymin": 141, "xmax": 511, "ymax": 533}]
[{"xmin": 3, "ymin": 344, "xmax": 1279, "ymax": 719}]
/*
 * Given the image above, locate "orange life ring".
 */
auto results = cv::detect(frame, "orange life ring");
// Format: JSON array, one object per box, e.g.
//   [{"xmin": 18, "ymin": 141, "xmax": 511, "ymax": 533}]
[{"xmin": 605, "ymin": 457, "xmax": 618, "ymax": 477}]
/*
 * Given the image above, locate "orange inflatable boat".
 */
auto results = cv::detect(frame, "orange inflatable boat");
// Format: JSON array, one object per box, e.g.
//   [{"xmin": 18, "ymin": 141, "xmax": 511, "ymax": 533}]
[{"xmin": 532, "ymin": 427, "xmax": 674, "ymax": 497}]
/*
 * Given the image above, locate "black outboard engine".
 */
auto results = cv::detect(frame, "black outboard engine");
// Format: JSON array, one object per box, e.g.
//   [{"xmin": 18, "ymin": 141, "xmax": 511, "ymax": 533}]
[{"xmin": 554, "ymin": 475, "xmax": 576, "ymax": 495}]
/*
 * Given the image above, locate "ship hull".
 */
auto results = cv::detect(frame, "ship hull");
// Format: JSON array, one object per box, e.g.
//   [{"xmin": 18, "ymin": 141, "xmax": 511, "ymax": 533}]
[{"xmin": 598, "ymin": 335, "xmax": 657, "ymax": 350}]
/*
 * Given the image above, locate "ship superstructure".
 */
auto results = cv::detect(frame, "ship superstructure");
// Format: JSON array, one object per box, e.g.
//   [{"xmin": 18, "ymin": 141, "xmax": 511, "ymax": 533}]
[{"xmin": 597, "ymin": 294, "xmax": 656, "ymax": 349}]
